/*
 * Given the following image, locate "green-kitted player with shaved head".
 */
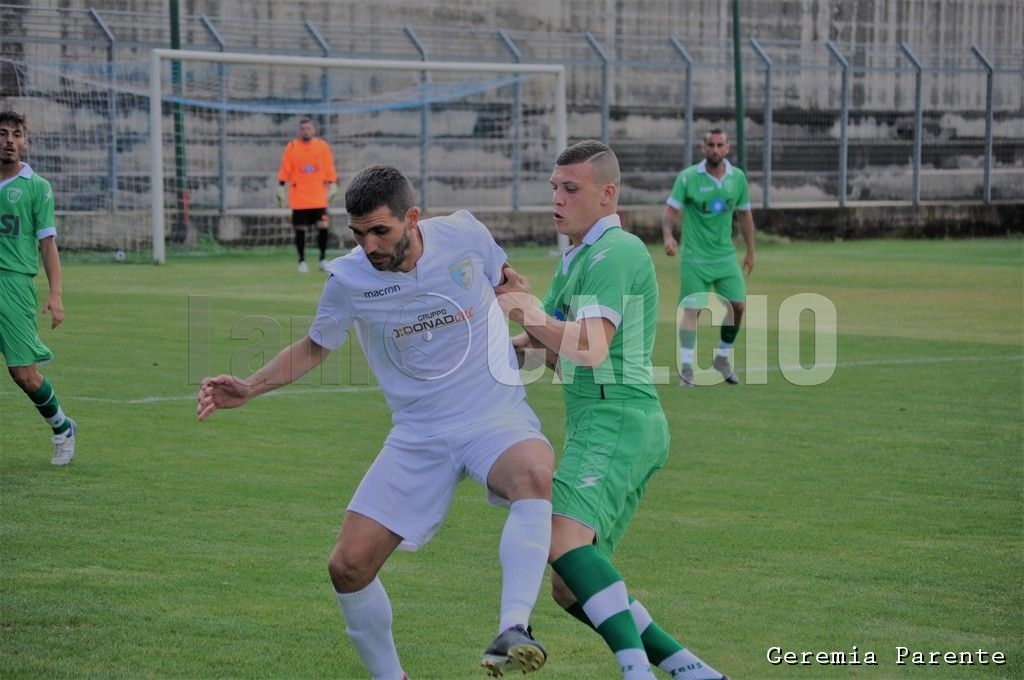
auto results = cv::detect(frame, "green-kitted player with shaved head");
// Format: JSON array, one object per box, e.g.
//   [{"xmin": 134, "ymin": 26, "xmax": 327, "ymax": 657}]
[
  {"xmin": 497, "ymin": 140, "xmax": 728, "ymax": 680},
  {"xmin": 662, "ymin": 128, "xmax": 756, "ymax": 387}
]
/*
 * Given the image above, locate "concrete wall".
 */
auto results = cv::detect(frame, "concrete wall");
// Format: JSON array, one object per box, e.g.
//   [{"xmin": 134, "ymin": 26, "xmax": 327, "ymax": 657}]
[{"xmin": 412, "ymin": 201, "xmax": 1024, "ymax": 245}]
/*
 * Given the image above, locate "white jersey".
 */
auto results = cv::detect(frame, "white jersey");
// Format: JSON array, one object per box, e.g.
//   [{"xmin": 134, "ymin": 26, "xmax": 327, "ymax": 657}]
[{"xmin": 310, "ymin": 210, "xmax": 525, "ymax": 433}]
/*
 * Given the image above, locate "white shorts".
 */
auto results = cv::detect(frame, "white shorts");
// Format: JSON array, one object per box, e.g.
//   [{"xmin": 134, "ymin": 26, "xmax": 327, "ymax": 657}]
[{"xmin": 347, "ymin": 401, "xmax": 548, "ymax": 551}]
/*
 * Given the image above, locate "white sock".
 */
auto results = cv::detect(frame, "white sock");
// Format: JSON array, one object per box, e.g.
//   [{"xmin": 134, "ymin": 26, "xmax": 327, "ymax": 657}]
[
  {"xmin": 659, "ymin": 648, "xmax": 723, "ymax": 680},
  {"xmin": 498, "ymin": 498, "xmax": 552, "ymax": 632},
  {"xmin": 335, "ymin": 577, "xmax": 404, "ymax": 680},
  {"xmin": 45, "ymin": 405, "xmax": 66, "ymax": 429},
  {"xmin": 615, "ymin": 648, "xmax": 656, "ymax": 680},
  {"xmin": 715, "ymin": 343, "xmax": 733, "ymax": 359},
  {"xmin": 679, "ymin": 347, "xmax": 695, "ymax": 367}
]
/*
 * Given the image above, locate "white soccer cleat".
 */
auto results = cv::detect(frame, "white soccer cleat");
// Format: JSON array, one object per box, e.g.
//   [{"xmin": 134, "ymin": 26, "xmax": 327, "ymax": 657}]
[
  {"xmin": 297, "ymin": 261, "xmax": 309, "ymax": 274},
  {"xmin": 51, "ymin": 419, "xmax": 76, "ymax": 466},
  {"xmin": 319, "ymin": 259, "xmax": 329, "ymax": 272}
]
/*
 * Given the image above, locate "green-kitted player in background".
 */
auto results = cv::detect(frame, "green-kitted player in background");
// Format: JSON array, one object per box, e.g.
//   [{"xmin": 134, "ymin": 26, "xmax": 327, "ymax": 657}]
[
  {"xmin": 0, "ymin": 110, "xmax": 77, "ymax": 465},
  {"xmin": 661, "ymin": 128, "xmax": 755, "ymax": 387}
]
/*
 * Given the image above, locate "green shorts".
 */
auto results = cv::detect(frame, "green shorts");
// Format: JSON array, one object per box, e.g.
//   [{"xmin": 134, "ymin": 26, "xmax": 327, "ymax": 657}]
[
  {"xmin": 0, "ymin": 274, "xmax": 53, "ymax": 367},
  {"xmin": 679, "ymin": 257, "xmax": 745, "ymax": 308},
  {"xmin": 553, "ymin": 398, "xmax": 670, "ymax": 557}
]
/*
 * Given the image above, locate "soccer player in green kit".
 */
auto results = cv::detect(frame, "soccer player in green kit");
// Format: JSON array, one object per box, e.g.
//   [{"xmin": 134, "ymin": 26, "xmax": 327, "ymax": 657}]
[
  {"xmin": 497, "ymin": 140, "xmax": 727, "ymax": 679},
  {"xmin": 0, "ymin": 111, "xmax": 77, "ymax": 465},
  {"xmin": 661, "ymin": 128, "xmax": 755, "ymax": 386}
]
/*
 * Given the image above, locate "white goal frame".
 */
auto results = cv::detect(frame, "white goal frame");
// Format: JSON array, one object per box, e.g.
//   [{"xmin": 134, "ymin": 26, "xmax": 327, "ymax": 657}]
[{"xmin": 149, "ymin": 48, "xmax": 567, "ymax": 264}]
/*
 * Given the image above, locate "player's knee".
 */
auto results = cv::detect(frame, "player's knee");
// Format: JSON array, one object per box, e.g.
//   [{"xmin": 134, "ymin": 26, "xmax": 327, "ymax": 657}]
[
  {"xmin": 327, "ymin": 546, "xmax": 374, "ymax": 593},
  {"xmin": 512, "ymin": 457, "xmax": 553, "ymax": 501},
  {"xmin": 9, "ymin": 366, "xmax": 42, "ymax": 393}
]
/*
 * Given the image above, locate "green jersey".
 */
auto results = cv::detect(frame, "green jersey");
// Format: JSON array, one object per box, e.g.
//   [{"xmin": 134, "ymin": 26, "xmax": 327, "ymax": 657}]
[
  {"xmin": 667, "ymin": 159, "xmax": 750, "ymax": 262},
  {"xmin": 540, "ymin": 216, "xmax": 659, "ymax": 402},
  {"xmin": 0, "ymin": 164, "xmax": 56, "ymax": 277}
]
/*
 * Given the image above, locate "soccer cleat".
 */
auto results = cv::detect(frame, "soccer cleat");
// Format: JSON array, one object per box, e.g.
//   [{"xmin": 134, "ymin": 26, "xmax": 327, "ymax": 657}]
[
  {"xmin": 712, "ymin": 355, "xmax": 739, "ymax": 384},
  {"xmin": 51, "ymin": 419, "xmax": 76, "ymax": 466},
  {"xmin": 297, "ymin": 260, "xmax": 309, "ymax": 274},
  {"xmin": 679, "ymin": 368, "xmax": 696, "ymax": 387},
  {"xmin": 481, "ymin": 624, "xmax": 547, "ymax": 677},
  {"xmin": 319, "ymin": 259, "xmax": 329, "ymax": 272}
]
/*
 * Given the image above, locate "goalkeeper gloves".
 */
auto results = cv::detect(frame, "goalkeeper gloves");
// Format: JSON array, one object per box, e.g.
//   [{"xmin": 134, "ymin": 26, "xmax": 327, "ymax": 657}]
[
  {"xmin": 327, "ymin": 183, "xmax": 339, "ymax": 203},
  {"xmin": 275, "ymin": 185, "xmax": 287, "ymax": 207}
]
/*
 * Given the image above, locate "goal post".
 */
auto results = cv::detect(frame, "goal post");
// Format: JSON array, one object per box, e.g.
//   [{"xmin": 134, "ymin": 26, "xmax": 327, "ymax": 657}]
[{"xmin": 149, "ymin": 48, "xmax": 567, "ymax": 264}]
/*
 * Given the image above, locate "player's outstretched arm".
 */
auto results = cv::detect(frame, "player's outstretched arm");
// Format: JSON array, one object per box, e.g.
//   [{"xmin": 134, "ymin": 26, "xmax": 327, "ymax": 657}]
[
  {"xmin": 196, "ymin": 335, "xmax": 329, "ymax": 421},
  {"xmin": 197, "ymin": 375, "xmax": 250, "ymax": 421}
]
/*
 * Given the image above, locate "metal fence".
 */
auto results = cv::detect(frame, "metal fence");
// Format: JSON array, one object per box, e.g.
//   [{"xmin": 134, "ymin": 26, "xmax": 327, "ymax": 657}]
[{"xmin": 1, "ymin": 2, "xmax": 1021, "ymax": 232}]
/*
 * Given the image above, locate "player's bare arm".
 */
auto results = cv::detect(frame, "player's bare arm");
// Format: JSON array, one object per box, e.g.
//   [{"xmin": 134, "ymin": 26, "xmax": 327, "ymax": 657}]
[
  {"xmin": 739, "ymin": 209, "xmax": 755, "ymax": 275},
  {"xmin": 497, "ymin": 287, "xmax": 614, "ymax": 368},
  {"xmin": 661, "ymin": 205, "xmax": 680, "ymax": 256},
  {"xmin": 197, "ymin": 335, "xmax": 329, "ymax": 421},
  {"xmin": 39, "ymin": 236, "xmax": 64, "ymax": 329}
]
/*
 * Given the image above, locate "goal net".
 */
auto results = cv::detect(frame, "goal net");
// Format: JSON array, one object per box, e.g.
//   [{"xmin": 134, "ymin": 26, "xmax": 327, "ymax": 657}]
[
  {"xmin": 2, "ymin": 51, "xmax": 565, "ymax": 262},
  {"xmin": 149, "ymin": 49, "xmax": 565, "ymax": 263}
]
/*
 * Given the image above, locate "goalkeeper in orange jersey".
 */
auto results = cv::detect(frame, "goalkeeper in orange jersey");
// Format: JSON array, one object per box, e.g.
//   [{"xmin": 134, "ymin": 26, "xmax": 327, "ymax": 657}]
[{"xmin": 276, "ymin": 117, "xmax": 339, "ymax": 273}]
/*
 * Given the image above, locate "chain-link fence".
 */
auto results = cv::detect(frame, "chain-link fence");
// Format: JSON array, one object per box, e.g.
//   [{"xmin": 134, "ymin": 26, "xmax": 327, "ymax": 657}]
[{"xmin": 1, "ymin": 2, "xmax": 1021, "ymax": 251}]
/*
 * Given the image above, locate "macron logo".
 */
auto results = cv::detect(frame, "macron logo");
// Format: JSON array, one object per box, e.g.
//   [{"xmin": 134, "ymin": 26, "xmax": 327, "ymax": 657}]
[
  {"xmin": 577, "ymin": 475, "xmax": 602, "ymax": 489},
  {"xmin": 589, "ymin": 249, "xmax": 610, "ymax": 268}
]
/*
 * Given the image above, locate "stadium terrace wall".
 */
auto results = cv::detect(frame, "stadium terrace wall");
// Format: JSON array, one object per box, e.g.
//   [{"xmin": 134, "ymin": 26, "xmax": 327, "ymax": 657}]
[{"xmin": 468, "ymin": 201, "xmax": 1024, "ymax": 245}]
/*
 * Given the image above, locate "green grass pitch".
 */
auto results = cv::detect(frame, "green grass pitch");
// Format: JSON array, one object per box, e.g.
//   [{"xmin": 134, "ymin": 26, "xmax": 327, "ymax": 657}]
[{"xmin": 2, "ymin": 237, "xmax": 1021, "ymax": 679}]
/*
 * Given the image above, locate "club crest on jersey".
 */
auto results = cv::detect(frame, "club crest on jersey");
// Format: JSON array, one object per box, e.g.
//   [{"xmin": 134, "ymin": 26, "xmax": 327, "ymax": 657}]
[
  {"xmin": 448, "ymin": 258, "xmax": 474, "ymax": 289},
  {"xmin": 6, "ymin": 187, "xmax": 23, "ymax": 204}
]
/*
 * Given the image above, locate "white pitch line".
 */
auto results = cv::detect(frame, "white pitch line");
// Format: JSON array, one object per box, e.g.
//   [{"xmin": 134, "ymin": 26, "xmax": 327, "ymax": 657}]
[
  {"xmin": 74, "ymin": 385, "xmax": 381, "ymax": 405},
  {"xmin": 743, "ymin": 353, "xmax": 1024, "ymax": 374},
  {"xmin": 65, "ymin": 354, "xmax": 1022, "ymax": 405}
]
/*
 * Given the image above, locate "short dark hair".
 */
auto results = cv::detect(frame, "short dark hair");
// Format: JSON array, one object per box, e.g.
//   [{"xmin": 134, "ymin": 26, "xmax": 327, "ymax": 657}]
[
  {"xmin": 704, "ymin": 127, "xmax": 728, "ymax": 143},
  {"xmin": 345, "ymin": 165, "xmax": 416, "ymax": 219},
  {"xmin": 556, "ymin": 139, "xmax": 610, "ymax": 166},
  {"xmin": 555, "ymin": 140, "xmax": 620, "ymax": 185},
  {"xmin": 0, "ymin": 111, "xmax": 28, "ymax": 131}
]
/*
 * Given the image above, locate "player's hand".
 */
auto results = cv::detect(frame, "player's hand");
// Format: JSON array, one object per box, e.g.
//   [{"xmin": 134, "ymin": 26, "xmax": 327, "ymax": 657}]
[
  {"xmin": 275, "ymin": 186, "xmax": 287, "ymax": 207},
  {"xmin": 326, "ymin": 183, "xmax": 339, "ymax": 203},
  {"xmin": 42, "ymin": 293, "xmax": 64, "ymax": 329},
  {"xmin": 663, "ymin": 236, "xmax": 679, "ymax": 256},
  {"xmin": 495, "ymin": 263, "xmax": 530, "ymax": 295},
  {"xmin": 197, "ymin": 375, "xmax": 252, "ymax": 421},
  {"xmin": 743, "ymin": 251, "xmax": 755, "ymax": 276}
]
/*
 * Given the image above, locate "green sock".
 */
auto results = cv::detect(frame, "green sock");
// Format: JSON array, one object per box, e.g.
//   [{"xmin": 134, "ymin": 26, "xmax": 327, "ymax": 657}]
[
  {"xmin": 28, "ymin": 379, "xmax": 70, "ymax": 434},
  {"xmin": 630, "ymin": 598, "xmax": 722, "ymax": 679},
  {"xmin": 631, "ymin": 597, "xmax": 681, "ymax": 665},
  {"xmin": 552, "ymin": 546, "xmax": 648, "ymax": 660}
]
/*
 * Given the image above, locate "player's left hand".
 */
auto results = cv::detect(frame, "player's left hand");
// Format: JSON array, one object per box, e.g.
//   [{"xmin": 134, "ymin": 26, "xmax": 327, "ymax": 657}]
[
  {"xmin": 743, "ymin": 251, "xmax": 755, "ymax": 276},
  {"xmin": 327, "ymin": 183, "xmax": 339, "ymax": 203},
  {"xmin": 42, "ymin": 293, "xmax": 64, "ymax": 329}
]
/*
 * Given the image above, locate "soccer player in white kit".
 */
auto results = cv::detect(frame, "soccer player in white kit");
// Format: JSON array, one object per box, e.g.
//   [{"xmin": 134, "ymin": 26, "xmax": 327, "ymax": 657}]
[{"xmin": 197, "ymin": 165, "xmax": 554, "ymax": 679}]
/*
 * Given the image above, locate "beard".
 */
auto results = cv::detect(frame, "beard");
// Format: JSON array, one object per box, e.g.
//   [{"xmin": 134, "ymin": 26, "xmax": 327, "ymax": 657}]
[{"xmin": 368, "ymin": 229, "xmax": 412, "ymax": 271}]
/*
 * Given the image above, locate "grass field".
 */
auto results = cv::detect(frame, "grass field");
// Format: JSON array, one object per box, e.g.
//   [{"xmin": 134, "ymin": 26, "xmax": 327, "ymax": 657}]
[{"xmin": 2, "ymin": 237, "xmax": 1021, "ymax": 679}]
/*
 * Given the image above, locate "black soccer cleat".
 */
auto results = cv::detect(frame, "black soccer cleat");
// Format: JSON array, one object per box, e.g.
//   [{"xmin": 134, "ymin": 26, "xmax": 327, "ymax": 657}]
[{"xmin": 712, "ymin": 355, "xmax": 739, "ymax": 385}]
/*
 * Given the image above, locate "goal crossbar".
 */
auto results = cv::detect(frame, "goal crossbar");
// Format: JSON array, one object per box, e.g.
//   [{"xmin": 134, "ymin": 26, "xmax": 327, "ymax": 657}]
[{"xmin": 149, "ymin": 48, "xmax": 567, "ymax": 263}]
